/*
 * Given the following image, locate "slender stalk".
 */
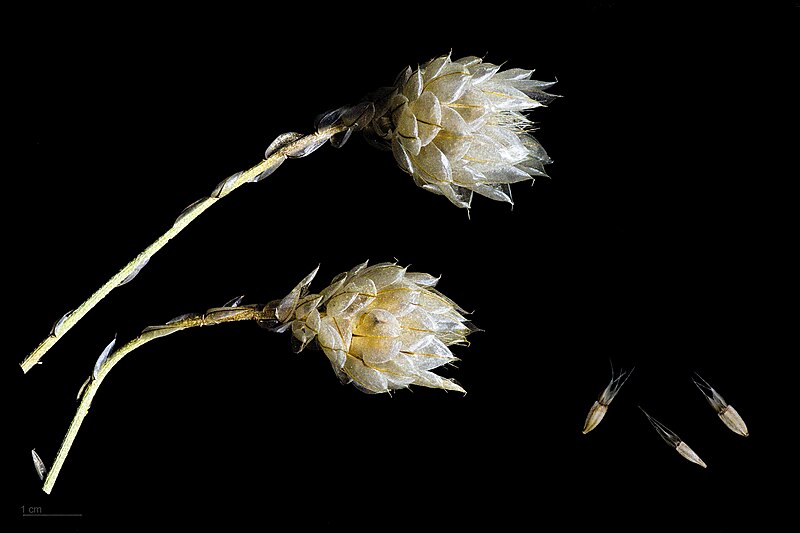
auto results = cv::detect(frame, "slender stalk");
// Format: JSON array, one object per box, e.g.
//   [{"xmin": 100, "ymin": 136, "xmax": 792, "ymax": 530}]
[
  {"xmin": 21, "ymin": 124, "xmax": 346, "ymax": 373},
  {"xmin": 43, "ymin": 303, "xmax": 277, "ymax": 494}
]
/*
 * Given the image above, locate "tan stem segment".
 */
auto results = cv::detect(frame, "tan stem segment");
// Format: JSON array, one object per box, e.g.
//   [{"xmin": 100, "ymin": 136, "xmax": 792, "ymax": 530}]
[
  {"xmin": 21, "ymin": 124, "xmax": 345, "ymax": 373},
  {"xmin": 42, "ymin": 304, "xmax": 277, "ymax": 494}
]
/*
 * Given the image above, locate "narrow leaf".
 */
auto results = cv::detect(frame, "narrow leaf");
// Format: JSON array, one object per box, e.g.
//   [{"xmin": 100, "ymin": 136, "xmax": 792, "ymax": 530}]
[
  {"xmin": 118, "ymin": 256, "xmax": 150, "ymax": 287},
  {"xmin": 93, "ymin": 334, "xmax": 117, "ymax": 379},
  {"xmin": 223, "ymin": 295, "xmax": 245, "ymax": 308},
  {"xmin": 49, "ymin": 309, "xmax": 74, "ymax": 337},
  {"xmin": 32, "ymin": 449, "xmax": 47, "ymax": 481},
  {"xmin": 211, "ymin": 172, "xmax": 243, "ymax": 198},
  {"xmin": 265, "ymin": 132, "xmax": 305, "ymax": 158}
]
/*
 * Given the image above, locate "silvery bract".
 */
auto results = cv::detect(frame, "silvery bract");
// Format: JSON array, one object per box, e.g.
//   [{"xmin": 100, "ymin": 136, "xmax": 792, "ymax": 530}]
[
  {"xmin": 272, "ymin": 262, "xmax": 474, "ymax": 394},
  {"xmin": 367, "ymin": 53, "xmax": 556, "ymax": 208}
]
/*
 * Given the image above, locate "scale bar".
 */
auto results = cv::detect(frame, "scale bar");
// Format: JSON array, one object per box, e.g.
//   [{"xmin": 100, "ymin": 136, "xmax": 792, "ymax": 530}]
[{"xmin": 23, "ymin": 513, "xmax": 82, "ymax": 517}]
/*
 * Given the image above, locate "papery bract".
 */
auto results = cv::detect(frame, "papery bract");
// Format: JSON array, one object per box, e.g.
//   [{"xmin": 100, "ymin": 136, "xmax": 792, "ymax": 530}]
[
  {"xmin": 274, "ymin": 262, "xmax": 474, "ymax": 394},
  {"xmin": 367, "ymin": 53, "xmax": 556, "ymax": 208}
]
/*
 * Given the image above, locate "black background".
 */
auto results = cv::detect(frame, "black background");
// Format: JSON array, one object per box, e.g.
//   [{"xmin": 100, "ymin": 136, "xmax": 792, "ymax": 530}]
[{"xmin": 9, "ymin": 2, "xmax": 795, "ymax": 530}]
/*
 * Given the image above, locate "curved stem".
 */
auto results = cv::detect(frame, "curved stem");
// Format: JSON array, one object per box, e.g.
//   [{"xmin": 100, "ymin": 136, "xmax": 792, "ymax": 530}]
[
  {"xmin": 21, "ymin": 124, "xmax": 346, "ymax": 373},
  {"xmin": 42, "ymin": 303, "xmax": 277, "ymax": 494}
]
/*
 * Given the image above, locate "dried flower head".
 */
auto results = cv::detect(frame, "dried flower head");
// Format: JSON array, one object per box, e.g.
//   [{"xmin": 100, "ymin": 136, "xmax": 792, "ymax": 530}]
[
  {"xmin": 367, "ymin": 52, "xmax": 556, "ymax": 208},
  {"xmin": 41, "ymin": 261, "xmax": 477, "ymax": 493},
  {"xmin": 269, "ymin": 261, "xmax": 475, "ymax": 394},
  {"xmin": 21, "ymin": 51, "xmax": 552, "ymax": 373}
]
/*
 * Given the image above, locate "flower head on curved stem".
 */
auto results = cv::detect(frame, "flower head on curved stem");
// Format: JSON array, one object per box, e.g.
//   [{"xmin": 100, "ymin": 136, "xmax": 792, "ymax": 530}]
[
  {"xmin": 40, "ymin": 261, "xmax": 477, "ymax": 493},
  {"xmin": 268, "ymin": 261, "xmax": 476, "ymax": 394},
  {"xmin": 366, "ymin": 53, "xmax": 557, "ymax": 208},
  {"xmin": 20, "ymin": 51, "xmax": 547, "ymax": 372}
]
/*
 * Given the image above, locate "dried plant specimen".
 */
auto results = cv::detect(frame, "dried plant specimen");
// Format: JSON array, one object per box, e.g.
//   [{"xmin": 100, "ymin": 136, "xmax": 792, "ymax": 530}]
[
  {"xmin": 41, "ymin": 262, "xmax": 476, "ymax": 493},
  {"xmin": 20, "ymin": 52, "xmax": 554, "ymax": 373}
]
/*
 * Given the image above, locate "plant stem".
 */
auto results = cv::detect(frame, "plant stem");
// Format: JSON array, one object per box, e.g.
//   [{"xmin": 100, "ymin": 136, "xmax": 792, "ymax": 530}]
[
  {"xmin": 21, "ymin": 124, "xmax": 346, "ymax": 374},
  {"xmin": 42, "ymin": 303, "xmax": 277, "ymax": 494}
]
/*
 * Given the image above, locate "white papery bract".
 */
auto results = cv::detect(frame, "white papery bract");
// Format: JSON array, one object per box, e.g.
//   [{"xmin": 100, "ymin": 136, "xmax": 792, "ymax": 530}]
[
  {"xmin": 367, "ymin": 53, "xmax": 556, "ymax": 208},
  {"xmin": 273, "ymin": 262, "xmax": 473, "ymax": 394}
]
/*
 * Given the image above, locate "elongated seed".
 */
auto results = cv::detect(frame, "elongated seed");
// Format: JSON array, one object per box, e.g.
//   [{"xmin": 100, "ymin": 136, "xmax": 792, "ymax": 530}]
[
  {"xmin": 719, "ymin": 404, "xmax": 749, "ymax": 437},
  {"xmin": 675, "ymin": 441, "xmax": 707, "ymax": 469},
  {"xmin": 582, "ymin": 401, "xmax": 608, "ymax": 434},
  {"xmin": 640, "ymin": 407, "xmax": 708, "ymax": 468},
  {"xmin": 693, "ymin": 373, "xmax": 749, "ymax": 437},
  {"xmin": 582, "ymin": 364, "xmax": 634, "ymax": 434}
]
